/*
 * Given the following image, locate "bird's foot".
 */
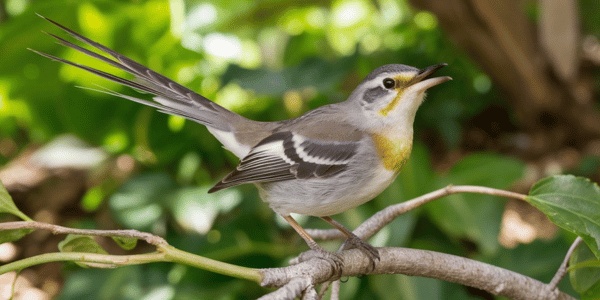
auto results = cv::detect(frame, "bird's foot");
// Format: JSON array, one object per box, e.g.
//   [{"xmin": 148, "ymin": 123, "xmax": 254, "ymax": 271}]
[
  {"xmin": 296, "ymin": 247, "xmax": 344, "ymax": 279},
  {"xmin": 343, "ymin": 235, "xmax": 380, "ymax": 271}
]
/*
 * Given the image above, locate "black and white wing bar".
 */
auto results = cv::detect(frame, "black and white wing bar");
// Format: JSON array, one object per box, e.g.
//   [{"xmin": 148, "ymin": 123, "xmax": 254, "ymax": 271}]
[{"xmin": 209, "ymin": 131, "xmax": 359, "ymax": 192}]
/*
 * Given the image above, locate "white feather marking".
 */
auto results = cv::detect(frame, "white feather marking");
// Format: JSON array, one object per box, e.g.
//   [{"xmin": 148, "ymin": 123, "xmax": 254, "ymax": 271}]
[
  {"xmin": 207, "ymin": 128, "xmax": 251, "ymax": 159},
  {"xmin": 154, "ymin": 96, "xmax": 195, "ymax": 111},
  {"xmin": 291, "ymin": 134, "xmax": 351, "ymax": 165},
  {"xmin": 251, "ymin": 140, "xmax": 295, "ymax": 165}
]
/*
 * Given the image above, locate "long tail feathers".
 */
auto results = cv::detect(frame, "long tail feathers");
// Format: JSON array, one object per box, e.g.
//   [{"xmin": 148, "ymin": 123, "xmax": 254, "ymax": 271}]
[{"xmin": 31, "ymin": 14, "xmax": 238, "ymax": 131}]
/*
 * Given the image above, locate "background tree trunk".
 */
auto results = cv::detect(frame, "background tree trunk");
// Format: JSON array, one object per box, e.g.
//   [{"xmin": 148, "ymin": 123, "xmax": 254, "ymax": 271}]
[{"xmin": 410, "ymin": 0, "xmax": 600, "ymax": 158}]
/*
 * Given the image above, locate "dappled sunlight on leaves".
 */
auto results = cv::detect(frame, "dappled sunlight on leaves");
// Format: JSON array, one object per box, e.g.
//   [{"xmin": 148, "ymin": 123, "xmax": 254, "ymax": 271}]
[
  {"xmin": 168, "ymin": 186, "xmax": 241, "ymax": 235},
  {"xmin": 2, "ymin": 0, "xmax": 598, "ymax": 298}
]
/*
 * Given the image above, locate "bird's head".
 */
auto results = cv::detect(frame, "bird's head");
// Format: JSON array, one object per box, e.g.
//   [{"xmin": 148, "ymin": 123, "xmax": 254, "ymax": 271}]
[{"xmin": 349, "ymin": 63, "xmax": 451, "ymax": 131}]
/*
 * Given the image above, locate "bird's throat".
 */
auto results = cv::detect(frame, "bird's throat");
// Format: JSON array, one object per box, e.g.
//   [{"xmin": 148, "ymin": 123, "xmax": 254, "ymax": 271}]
[
  {"xmin": 378, "ymin": 90, "xmax": 404, "ymax": 116},
  {"xmin": 371, "ymin": 133, "xmax": 413, "ymax": 172}
]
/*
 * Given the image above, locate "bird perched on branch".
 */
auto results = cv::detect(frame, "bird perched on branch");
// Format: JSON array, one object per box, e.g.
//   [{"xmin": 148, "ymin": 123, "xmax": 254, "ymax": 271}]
[{"xmin": 33, "ymin": 14, "xmax": 451, "ymax": 269}]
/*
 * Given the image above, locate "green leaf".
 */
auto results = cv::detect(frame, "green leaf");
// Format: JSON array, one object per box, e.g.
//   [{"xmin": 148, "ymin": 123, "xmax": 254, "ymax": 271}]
[
  {"xmin": 0, "ymin": 181, "xmax": 31, "ymax": 221},
  {"xmin": 58, "ymin": 235, "xmax": 114, "ymax": 268},
  {"xmin": 426, "ymin": 153, "xmax": 524, "ymax": 255},
  {"xmin": 0, "ymin": 228, "xmax": 33, "ymax": 243},
  {"xmin": 526, "ymin": 175, "xmax": 600, "ymax": 258},
  {"xmin": 109, "ymin": 173, "xmax": 175, "ymax": 231},
  {"xmin": 222, "ymin": 57, "xmax": 352, "ymax": 96},
  {"xmin": 372, "ymin": 143, "xmax": 432, "ymax": 246},
  {"xmin": 569, "ymin": 243, "xmax": 600, "ymax": 299},
  {"xmin": 394, "ymin": 142, "xmax": 436, "ymax": 201},
  {"xmin": 111, "ymin": 236, "xmax": 138, "ymax": 250},
  {"xmin": 490, "ymin": 238, "xmax": 570, "ymax": 282},
  {"xmin": 442, "ymin": 153, "xmax": 525, "ymax": 187},
  {"xmin": 59, "ymin": 234, "xmax": 108, "ymax": 254},
  {"xmin": 59, "ymin": 266, "xmax": 149, "ymax": 300}
]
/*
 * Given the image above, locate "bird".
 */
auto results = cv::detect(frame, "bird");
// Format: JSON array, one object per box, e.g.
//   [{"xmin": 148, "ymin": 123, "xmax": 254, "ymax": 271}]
[{"xmin": 33, "ymin": 14, "xmax": 451, "ymax": 269}]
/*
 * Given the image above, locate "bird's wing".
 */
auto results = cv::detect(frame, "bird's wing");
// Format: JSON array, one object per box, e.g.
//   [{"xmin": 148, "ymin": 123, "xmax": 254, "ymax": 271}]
[
  {"xmin": 209, "ymin": 131, "xmax": 361, "ymax": 192},
  {"xmin": 31, "ymin": 14, "xmax": 238, "ymax": 131}
]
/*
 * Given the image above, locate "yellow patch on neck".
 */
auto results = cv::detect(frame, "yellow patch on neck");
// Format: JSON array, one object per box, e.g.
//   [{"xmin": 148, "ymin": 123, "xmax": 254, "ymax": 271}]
[{"xmin": 371, "ymin": 133, "xmax": 413, "ymax": 172}]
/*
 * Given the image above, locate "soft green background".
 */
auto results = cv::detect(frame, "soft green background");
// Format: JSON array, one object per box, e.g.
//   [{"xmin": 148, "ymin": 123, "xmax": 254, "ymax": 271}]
[{"xmin": 1, "ymin": 0, "xmax": 595, "ymax": 298}]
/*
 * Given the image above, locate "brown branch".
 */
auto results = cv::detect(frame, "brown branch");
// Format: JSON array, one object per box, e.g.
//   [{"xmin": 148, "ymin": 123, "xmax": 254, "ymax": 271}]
[
  {"xmin": 548, "ymin": 237, "xmax": 583, "ymax": 290},
  {"xmin": 0, "ymin": 187, "xmax": 577, "ymax": 299},
  {"xmin": 307, "ymin": 184, "xmax": 527, "ymax": 241},
  {"xmin": 260, "ymin": 247, "xmax": 575, "ymax": 300},
  {"xmin": 0, "ymin": 221, "xmax": 167, "ymax": 246}
]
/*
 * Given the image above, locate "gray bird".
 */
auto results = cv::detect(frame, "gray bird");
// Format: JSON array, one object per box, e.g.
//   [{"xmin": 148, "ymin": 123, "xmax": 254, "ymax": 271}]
[{"xmin": 33, "ymin": 15, "xmax": 451, "ymax": 268}]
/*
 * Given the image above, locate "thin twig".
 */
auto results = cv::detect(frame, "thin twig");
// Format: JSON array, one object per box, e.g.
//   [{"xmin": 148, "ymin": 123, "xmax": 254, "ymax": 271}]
[
  {"xmin": 309, "ymin": 185, "xmax": 528, "ymax": 298},
  {"xmin": 318, "ymin": 281, "xmax": 332, "ymax": 299},
  {"xmin": 0, "ymin": 252, "xmax": 166, "ymax": 274},
  {"xmin": 0, "ymin": 221, "xmax": 262, "ymax": 282},
  {"xmin": 307, "ymin": 185, "xmax": 528, "ymax": 241},
  {"xmin": 330, "ymin": 280, "xmax": 340, "ymax": 300},
  {"xmin": 258, "ymin": 277, "xmax": 313, "ymax": 300},
  {"xmin": 548, "ymin": 237, "xmax": 583, "ymax": 290},
  {"xmin": 0, "ymin": 185, "xmax": 577, "ymax": 299},
  {"xmin": 0, "ymin": 221, "xmax": 167, "ymax": 246}
]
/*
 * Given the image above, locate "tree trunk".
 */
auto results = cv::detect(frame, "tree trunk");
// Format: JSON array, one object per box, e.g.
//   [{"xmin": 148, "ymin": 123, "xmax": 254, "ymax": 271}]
[{"xmin": 410, "ymin": 0, "xmax": 600, "ymax": 157}]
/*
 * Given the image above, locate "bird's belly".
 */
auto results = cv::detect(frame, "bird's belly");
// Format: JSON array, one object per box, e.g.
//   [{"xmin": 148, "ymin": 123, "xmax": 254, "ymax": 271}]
[{"xmin": 258, "ymin": 168, "xmax": 397, "ymax": 217}]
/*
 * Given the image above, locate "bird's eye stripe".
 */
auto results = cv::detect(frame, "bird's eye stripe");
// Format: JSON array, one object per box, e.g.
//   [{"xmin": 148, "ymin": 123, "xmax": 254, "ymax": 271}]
[{"xmin": 363, "ymin": 86, "xmax": 387, "ymax": 103}]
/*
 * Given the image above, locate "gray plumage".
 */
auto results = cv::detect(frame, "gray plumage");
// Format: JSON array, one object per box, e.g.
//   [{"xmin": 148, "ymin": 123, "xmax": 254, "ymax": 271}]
[
  {"xmin": 31, "ymin": 16, "xmax": 448, "ymax": 214},
  {"xmin": 34, "ymin": 14, "xmax": 451, "ymax": 265},
  {"xmin": 363, "ymin": 64, "xmax": 419, "ymax": 81}
]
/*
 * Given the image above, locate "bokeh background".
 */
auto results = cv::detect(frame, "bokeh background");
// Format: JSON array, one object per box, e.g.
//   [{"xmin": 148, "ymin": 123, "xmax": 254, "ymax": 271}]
[{"xmin": 0, "ymin": 0, "xmax": 599, "ymax": 299}]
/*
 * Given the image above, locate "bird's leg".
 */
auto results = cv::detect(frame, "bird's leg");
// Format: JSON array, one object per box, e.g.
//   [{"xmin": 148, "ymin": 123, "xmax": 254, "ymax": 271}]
[
  {"xmin": 282, "ymin": 215, "xmax": 343, "ymax": 276},
  {"xmin": 320, "ymin": 216, "xmax": 380, "ymax": 269},
  {"xmin": 283, "ymin": 215, "xmax": 323, "ymax": 250}
]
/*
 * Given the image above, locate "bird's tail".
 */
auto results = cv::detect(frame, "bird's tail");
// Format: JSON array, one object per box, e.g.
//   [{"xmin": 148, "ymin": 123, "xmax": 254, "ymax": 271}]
[{"xmin": 31, "ymin": 14, "xmax": 244, "ymax": 133}]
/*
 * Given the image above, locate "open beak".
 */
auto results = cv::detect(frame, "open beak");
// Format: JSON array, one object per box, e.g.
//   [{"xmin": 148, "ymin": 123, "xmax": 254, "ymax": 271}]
[{"xmin": 410, "ymin": 63, "xmax": 452, "ymax": 90}]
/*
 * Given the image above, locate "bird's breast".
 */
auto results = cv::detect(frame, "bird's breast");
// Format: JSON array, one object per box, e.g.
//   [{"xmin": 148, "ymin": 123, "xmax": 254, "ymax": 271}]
[{"xmin": 370, "ymin": 133, "xmax": 413, "ymax": 172}]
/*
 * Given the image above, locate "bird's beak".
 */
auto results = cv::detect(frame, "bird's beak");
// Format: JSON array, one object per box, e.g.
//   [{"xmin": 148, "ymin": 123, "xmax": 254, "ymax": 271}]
[{"xmin": 410, "ymin": 63, "xmax": 452, "ymax": 90}]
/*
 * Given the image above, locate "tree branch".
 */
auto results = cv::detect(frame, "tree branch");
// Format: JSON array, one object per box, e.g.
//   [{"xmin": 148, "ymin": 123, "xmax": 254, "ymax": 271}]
[
  {"xmin": 0, "ymin": 221, "xmax": 262, "ymax": 283},
  {"xmin": 0, "ymin": 221, "xmax": 167, "ymax": 246},
  {"xmin": 549, "ymin": 237, "xmax": 583, "ymax": 290},
  {"xmin": 307, "ymin": 185, "xmax": 527, "ymax": 241},
  {"xmin": 0, "ymin": 186, "xmax": 577, "ymax": 299},
  {"xmin": 0, "ymin": 252, "xmax": 166, "ymax": 274},
  {"xmin": 260, "ymin": 247, "xmax": 575, "ymax": 300}
]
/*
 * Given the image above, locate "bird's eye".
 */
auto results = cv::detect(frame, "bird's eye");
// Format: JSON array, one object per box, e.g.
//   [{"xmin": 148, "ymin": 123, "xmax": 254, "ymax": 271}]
[{"xmin": 382, "ymin": 78, "xmax": 395, "ymax": 89}]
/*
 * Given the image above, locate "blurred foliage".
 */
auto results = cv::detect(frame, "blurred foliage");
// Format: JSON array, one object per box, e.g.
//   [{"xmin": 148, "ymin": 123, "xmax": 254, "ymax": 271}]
[
  {"xmin": 0, "ymin": 0, "xmax": 590, "ymax": 299},
  {"xmin": 570, "ymin": 243, "xmax": 600, "ymax": 299}
]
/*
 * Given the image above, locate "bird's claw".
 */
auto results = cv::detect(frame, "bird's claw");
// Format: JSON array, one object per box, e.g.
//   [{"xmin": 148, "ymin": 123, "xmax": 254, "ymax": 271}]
[
  {"xmin": 343, "ymin": 235, "xmax": 380, "ymax": 271},
  {"xmin": 297, "ymin": 248, "xmax": 344, "ymax": 279}
]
